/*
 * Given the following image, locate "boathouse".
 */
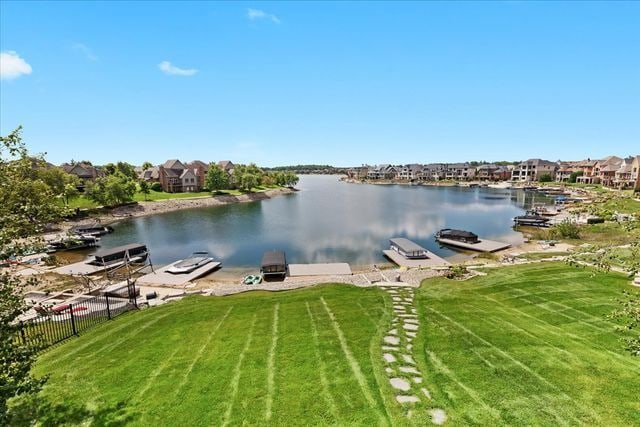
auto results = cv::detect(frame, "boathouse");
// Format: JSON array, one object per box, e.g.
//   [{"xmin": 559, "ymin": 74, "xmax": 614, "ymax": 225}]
[
  {"xmin": 389, "ymin": 238, "xmax": 429, "ymax": 259},
  {"xmin": 261, "ymin": 251, "xmax": 287, "ymax": 277}
]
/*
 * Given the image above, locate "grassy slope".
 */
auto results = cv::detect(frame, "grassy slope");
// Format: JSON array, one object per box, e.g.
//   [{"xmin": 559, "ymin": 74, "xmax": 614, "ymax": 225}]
[
  {"xmin": 32, "ymin": 264, "xmax": 640, "ymax": 425},
  {"xmin": 33, "ymin": 285, "xmax": 402, "ymax": 426},
  {"xmin": 416, "ymin": 263, "xmax": 640, "ymax": 425}
]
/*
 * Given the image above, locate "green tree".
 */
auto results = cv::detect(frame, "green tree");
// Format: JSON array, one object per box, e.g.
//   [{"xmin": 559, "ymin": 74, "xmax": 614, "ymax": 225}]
[
  {"xmin": 62, "ymin": 181, "xmax": 80, "ymax": 206},
  {"xmin": 1, "ymin": 127, "xmax": 65, "ymax": 423},
  {"xmin": 240, "ymin": 173, "xmax": 259, "ymax": 191},
  {"xmin": 538, "ymin": 173, "xmax": 553, "ymax": 183},
  {"xmin": 86, "ymin": 173, "xmax": 136, "ymax": 207},
  {"xmin": 116, "ymin": 161, "xmax": 137, "ymax": 179},
  {"xmin": 138, "ymin": 180, "xmax": 151, "ymax": 201},
  {"xmin": 141, "ymin": 161, "xmax": 153, "ymax": 171},
  {"xmin": 569, "ymin": 171, "xmax": 583, "ymax": 183},
  {"xmin": 205, "ymin": 164, "xmax": 229, "ymax": 193},
  {"xmin": 284, "ymin": 172, "xmax": 299, "ymax": 187}
]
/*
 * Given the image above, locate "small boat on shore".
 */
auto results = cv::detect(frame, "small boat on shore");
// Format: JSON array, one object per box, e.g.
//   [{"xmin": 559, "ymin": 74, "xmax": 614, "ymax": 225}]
[
  {"xmin": 70, "ymin": 223, "xmax": 114, "ymax": 237},
  {"xmin": 243, "ymin": 275, "xmax": 262, "ymax": 285},
  {"xmin": 513, "ymin": 211, "xmax": 550, "ymax": 227},
  {"xmin": 167, "ymin": 252, "xmax": 214, "ymax": 274}
]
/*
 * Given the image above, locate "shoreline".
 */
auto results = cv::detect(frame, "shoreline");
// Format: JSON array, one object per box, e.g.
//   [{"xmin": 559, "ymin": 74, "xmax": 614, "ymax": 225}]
[{"xmin": 63, "ymin": 187, "xmax": 297, "ymax": 228}]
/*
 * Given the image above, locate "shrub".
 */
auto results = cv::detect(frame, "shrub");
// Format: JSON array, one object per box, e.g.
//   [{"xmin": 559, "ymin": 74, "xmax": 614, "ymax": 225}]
[
  {"xmin": 445, "ymin": 264, "xmax": 468, "ymax": 279},
  {"xmin": 549, "ymin": 219, "xmax": 581, "ymax": 239},
  {"xmin": 150, "ymin": 182, "xmax": 162, "ymax": 192},
  {"xmin": 538, "ymin": 174, "xmax": 553, "ymax": 183}
]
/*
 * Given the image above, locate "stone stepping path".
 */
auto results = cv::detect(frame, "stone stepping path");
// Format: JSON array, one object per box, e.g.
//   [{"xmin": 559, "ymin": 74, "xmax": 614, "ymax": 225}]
[{"xmin": 379, "ymin": 284, "xmax": 447, "ymax": 424}]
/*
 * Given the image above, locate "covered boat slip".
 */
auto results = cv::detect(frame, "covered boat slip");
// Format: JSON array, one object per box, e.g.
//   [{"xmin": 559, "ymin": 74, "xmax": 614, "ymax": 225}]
[
  {"xmin": 88, "ymin": 243, "xmax": 148, "ymax": 266},
  {"xmin": 261, "ymin": 251, "xmax": 287, "ymax": 277},
  {"xmin": 137, "ymin": 259, "xmax": 221, "ymax": 286},
  {"xmin": 384, "ymin": 237, "xmax": 450, "ymax": 268}
]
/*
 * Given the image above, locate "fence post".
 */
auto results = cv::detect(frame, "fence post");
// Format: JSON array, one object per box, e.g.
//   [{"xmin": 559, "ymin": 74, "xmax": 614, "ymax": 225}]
[
  {"xmin": 69, "ymin": 303, "xmax": 78, "ymax": 335},
  {"xmin": 19, "ymin": 321, "xmax": 26, "ymax": 345},
  {"xmin": 106, "ymin": 294, "xmax": 111, "ymax": 320}
]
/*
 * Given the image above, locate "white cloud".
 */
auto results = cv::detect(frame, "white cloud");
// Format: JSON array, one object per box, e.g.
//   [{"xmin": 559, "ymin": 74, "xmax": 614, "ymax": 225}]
[
  {"xmin": 158, "ymin": 61, "xmax": 198, "ymax": 76},
  {"xmin": 247, "ymin": 8, "xmax": 281, "ymax": 24},
  {"xmin": 72, "ymin": 43, "xmax": 98, "ymax": 61},
  {"xmin": 0, "ymin": 51, "xmax": 33, "ymax": 80}
]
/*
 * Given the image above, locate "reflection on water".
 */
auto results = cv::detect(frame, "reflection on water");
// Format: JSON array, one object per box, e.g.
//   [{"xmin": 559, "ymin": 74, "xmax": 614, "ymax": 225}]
[{"xmin": 98, "ymin": 176, "xmax": 552, "ymax": 266}]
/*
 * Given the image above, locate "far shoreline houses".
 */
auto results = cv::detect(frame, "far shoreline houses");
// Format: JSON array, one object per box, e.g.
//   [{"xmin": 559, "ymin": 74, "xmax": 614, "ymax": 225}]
[{"xmin": 347, "ymin": 155, "xmax": 640, "ymax": 190}]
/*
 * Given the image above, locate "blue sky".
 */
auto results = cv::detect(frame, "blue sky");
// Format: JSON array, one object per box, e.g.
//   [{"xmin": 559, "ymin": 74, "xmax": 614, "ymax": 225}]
[{"xmin": 1, "ymin": 1, "xmax": 638, "ymax": 167}]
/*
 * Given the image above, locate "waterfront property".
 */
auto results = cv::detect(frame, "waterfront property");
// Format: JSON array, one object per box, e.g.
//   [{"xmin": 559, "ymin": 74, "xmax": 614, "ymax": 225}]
[
  {"xmin": 434, "ymin": 229, "xmax": 511, "ymax": 253},
  {"xmin": 389, "ymin": 238, "xmax": 429, "ymax": 259},
  {"xmin": 384, "ymin": 238, "xmax": 450, "ymax": 268}
]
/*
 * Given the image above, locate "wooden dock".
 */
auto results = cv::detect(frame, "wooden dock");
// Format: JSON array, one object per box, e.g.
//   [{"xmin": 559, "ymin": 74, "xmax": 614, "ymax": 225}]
[
  {"xmin": 136, "ymin": 260, "xmax": 221, "ymax": 286},
  {"xmin": 53, "ymin": 260, "xmax": 124, "ymax": 276},
  {"xmin": 436, "ymin": 238, "xmax": 510, "ymax": 253},
  {"xmin": 288, "ymin": 263, "xmax": 352, "ymax": 277},
  {"xmin": 383, "ymin": 249, "xmax": 450, "ymax": 268}
]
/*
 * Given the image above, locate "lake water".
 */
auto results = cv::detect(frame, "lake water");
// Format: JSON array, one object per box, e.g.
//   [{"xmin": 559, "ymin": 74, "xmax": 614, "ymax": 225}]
[{"xmin": 98, "ymin": 175, "xmax": 551, "ymax": 267}]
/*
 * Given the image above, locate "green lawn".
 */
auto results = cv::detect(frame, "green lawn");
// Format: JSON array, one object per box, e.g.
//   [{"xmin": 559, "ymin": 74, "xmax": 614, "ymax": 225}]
[
  {"xmin": 417, "ymin": 263, "xmax": 640, "ymax": 425},
  {"xmin": 30, "ymin": 265, "xmax": 640, "ymax": 425},
  {"xmin": 33, "ymin": 285, "xmax": 400, "ymax": 425}
]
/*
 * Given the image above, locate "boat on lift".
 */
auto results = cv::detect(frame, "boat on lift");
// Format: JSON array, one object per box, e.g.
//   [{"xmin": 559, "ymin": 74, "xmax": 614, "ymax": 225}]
[{"xmin": 166, "ymin": 252, "xmax": 215, "ymax": 274}]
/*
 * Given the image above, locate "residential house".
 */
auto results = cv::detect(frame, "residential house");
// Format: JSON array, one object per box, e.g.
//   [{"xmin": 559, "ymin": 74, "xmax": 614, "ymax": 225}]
[
  {"xmin": 158, "ymin": 159, "xmax": 203, "ymax": 193},
  {"xmin": 217, "ymin": 161, "xmax": 235, "ymax": 175},
  {"xmin": 511, "ymin": 159, "xmax": 558, "ymax": 182},
  {"xmin": 476, "ymin": 164, "xmax": 511, "ymax": 181},
  {"xmin": 445, "ymin": 163, "xmax": 476, "ymax": 181},
  {"xmin": 367, "ymin": 164, "xmax": 399, "ymax": 180},
  {"xmin": 593, "ymin": 156, "xmax": 623, "ymax": 187},
  {"xmin": 346, "ymin": 166, "xmax": 370, "ymax": 180},
  {"xmin": 61, "ymin": 162, "xmax": 104, "ymax": 191},
  {"xmin": 419, "ymin": 164, "xmax": 447, "ymax": 181},
  {"xmin": 398, "ymin": 164, "xmax": 423, "ymax": 181},
  {"xmin": 141, "ymin": 166, "xmax": 160, "ymax": 183},
  {"xmin": 187, "ymin": 160, "xmax": 209, "ymax": 190},
  {"xmin": 632, "ymin": 156, "xmax": 640, "ymax": 191},
  {"xmin": 555, "ymin": 161, "xmax": 580, "ymax": 182}
]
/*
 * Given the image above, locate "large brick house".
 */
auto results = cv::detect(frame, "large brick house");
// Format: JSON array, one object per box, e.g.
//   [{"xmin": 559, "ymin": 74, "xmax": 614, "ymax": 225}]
[
  {"xmin": 511, "ymin": 159, "xmax": 558, "ymax": 182},
  {"xmin": 158, "ymin": 159, "xmax": 203, "ymax": 193}
]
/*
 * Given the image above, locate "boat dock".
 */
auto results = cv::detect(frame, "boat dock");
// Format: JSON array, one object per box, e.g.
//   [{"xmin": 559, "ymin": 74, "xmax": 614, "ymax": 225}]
[
  {"xmin": 136, "ymin": 259, "xmax": 221, "ymax": 286},
  {"xmin": 53, "ymin": 261, "xmax": 124, "ymax": 276},
  {"xmin": 436, "ymin": 237, "xmax": 510, "ymax": 253},
  {"xmin": 383, "ymin": 250, "xmax": 450, "ymax": 268},
  {"xmin": 288, "ymin": 263, "xmax": 352, "ymax": 277}
]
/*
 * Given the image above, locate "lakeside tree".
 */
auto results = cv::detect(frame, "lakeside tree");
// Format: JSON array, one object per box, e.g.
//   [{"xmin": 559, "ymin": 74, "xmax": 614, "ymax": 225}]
[
  {"xmin": 0, "ymin": 127, "xmax": 66, "ymax": 423},
  {"xmin": 205, "ymin": 164, "xmax": 230, "ymax": 193},
  {"xmin": 240, "ymin": 173, "xmax": 259, "ymax": 191},
  {"xmin": 569, "ymin": 171, "xmax": 584, "ymax": 183},
  {"xmin": 103, "ymin": 161, "xmax": 137, "ymax": 179},
  {"xmin": 141, "ymin": 161, "xmax": 153, "ymax": 171},
  {"xmin": 138, "ymin": 180, "xmax": 151, "ymax": 201},
  {"xmin": 85, "ymin": 172, "xmax": 137, "ymax": 206},
  {"xmin": 538, "ymin": 173, "xmax": 553, "ymax": 183},
  {"xmin": 36, "ymin": 167, "xmax": 82, "ymax": 206}
]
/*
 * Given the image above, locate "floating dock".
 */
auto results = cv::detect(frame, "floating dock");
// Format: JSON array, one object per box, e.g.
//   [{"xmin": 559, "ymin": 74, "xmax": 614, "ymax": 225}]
[
  {"xmin": 288, "ymin": 263, "xmax": 352, "ymax": 277},
  {"xmin": 383, "ymin": 250, "xmax": 450, "ymax": 268},
  {"xmin": 136, "ymin": 259, "xmax": 221, "ymax": 286},
  {"xmin": 436, "ymin": 238, "xmax": 510, "ymax": 253}
]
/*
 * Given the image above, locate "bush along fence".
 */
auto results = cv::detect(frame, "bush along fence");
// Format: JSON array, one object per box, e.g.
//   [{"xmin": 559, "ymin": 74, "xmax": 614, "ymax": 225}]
[{"xmin": 18, "ymin": 280, "xmax": 139, "ymax": 350}]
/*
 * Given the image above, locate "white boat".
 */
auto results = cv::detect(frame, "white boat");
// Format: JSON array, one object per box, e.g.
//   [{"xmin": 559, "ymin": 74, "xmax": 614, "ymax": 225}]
[
  {"xmin": 167, "ymin": 252, "xmax": 214, "ymax": 274},
  {"xmin": 487, "ymin": 182, "xmax": 512, "ymax": 189}
]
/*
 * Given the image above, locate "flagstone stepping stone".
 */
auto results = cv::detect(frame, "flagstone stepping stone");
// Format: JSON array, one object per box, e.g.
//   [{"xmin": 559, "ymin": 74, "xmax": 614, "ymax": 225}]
[
  {"xmin": 403, "ymin": 323, "xmax": 419, "ymax": 331},
  {"xmin": 396, "ymin": 395, "xmax": 420, "ymax": 404},
  {"xmin": 384, "ymin": 335, "xmax": 400, "ymax": 345},
  {"xmin": 407, "ymin": 337, "xmax": 413, "ymax": 343},
  {"xmin": 383, "ymin": 353, "xmax": 396, "ymax": 363},
  {"xmin": 385, "ymin": 367, "xmax": 394, "ymax": 374},
  {"xmin": 388, "ymin": 328, "xmax": 398, "ymax": 335},
  {"xmin": 382, "ymin": 345, "xmax": 399, "ymax": 351},
  {"xmin": 402, "ymin": 354, "xmax": 416, "ymax": 365},
  {"xmin": 389, "ymin": 377, "xmax": 411, "ymax": 391},
  {"xmin": 399, "ymin": 366, "xmax": 420, "ymax": 375},
  {"xmin": 412, "ymin": 377, "xmax": 422, "ymax": 384},
  {"xmin": 411, "ymin": 308, "xmax": 417, "ymax": 313},
  {"xmin": 404, "ymin": 318, "xmax": 419, "ymax": 324},
  {"xmin": 406, "ymin": 344, "xmax": 413, "ymax": 351},
  {"xmin": 406, "ymin": 331, "xmax": 417, "ymax": 338},
  {"xmin": 429, "ymin": 408, "xmax": 447, "ymax": 425},
  {"xmin": 393, "ymin": 305, "xmax": 405, "ymax": 310},
  {"xmin": 392, "ymin": 297, "xmax": 401, "ymax": 302},
  {"xmin": 398, "ymin": 314, "xmax": 417, "ymax": 318},
  {"xmin": 422, "ymin": 388, "xmax": 432, "ymax": 400},
  {"xmin": 403, "ymin": 298, "xmax": 413, "ymax": 303}
]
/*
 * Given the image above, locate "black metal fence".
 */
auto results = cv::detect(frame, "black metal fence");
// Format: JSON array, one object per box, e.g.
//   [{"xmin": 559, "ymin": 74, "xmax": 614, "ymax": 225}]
[{"xmin": 18, "ymin": 281, "xmax": 138, "ymax": 350}]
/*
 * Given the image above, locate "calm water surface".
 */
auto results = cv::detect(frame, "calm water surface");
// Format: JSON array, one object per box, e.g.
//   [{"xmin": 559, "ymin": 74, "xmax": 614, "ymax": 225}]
[{"xmin": 98, "ymin": 175, "xmax": 550, "ymax": 267}]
